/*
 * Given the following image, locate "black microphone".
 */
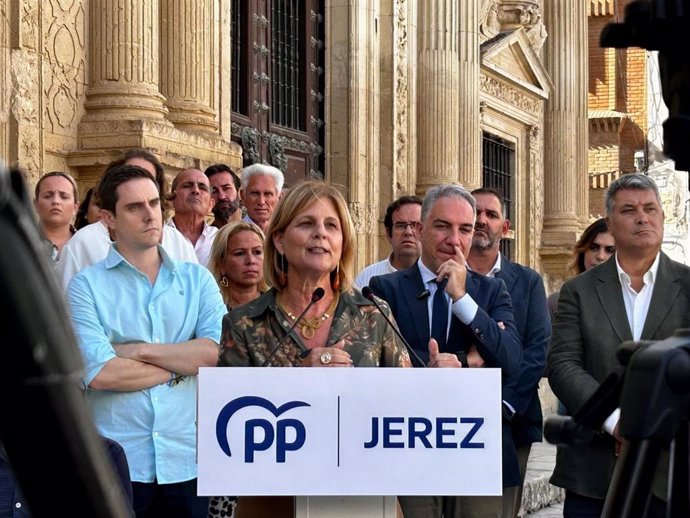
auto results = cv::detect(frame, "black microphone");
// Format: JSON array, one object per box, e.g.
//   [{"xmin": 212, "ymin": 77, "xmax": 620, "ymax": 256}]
[
  {"xmin": 361, "ymin": 286, "xmax": 426, "ymax": 368},
  {"xmin": 262, "ymin": 287, "xmax": 325, "ymax": 367},
  {"xmin": 416, "ymin": 289, "xmax": 430, "ymax": 300}
]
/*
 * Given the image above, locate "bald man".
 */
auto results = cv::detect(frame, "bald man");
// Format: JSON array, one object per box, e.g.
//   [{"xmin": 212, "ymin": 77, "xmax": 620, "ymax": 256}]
[{"xmin": 167, "ymin": 168, "xmax": 218, "ymax": 266}]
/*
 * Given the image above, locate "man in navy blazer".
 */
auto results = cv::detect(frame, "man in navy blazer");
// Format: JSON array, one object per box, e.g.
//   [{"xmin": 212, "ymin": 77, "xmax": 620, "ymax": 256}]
[
  {"xmin": 369, "ymin": 184, "xmax": 522, "ymax": 518},
  {"xmin": 467, "ymin": 188, "xmax": 550, "ymax": 518}
]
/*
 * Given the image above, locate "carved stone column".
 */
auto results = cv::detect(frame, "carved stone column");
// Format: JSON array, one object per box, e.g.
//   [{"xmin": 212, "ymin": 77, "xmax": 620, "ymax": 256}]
[
  {"xmin": 160, "ymin": 0, "xmax": 219, "ymax": 133},
  {"xmin": 541, "ymin": 0, "xmax": 581, "ymax": 238},
  {"xmin": 83, "ymin": 0, "xmax": 169, "ymax": 122},
  {"xmin": 541, "ymin": 0, "xmax": 587, "ymax": 282},
  {"xmin": 416, "ymin": 2, "xmax": 460, "ymax": 191},
  {"xmin": 459, "ymin": 0, "xmax": 482, "ymax": 188},
  {"xmin": 325, "ymin": 0, "xmax": 379, "ymax": 271},
  {"xmin": 575, "ymin": 0, "xmax": 590, "ymax": 226},
  {"xmin": 378, "ymin": 0, "xmax": 417, "ymax": 259}
]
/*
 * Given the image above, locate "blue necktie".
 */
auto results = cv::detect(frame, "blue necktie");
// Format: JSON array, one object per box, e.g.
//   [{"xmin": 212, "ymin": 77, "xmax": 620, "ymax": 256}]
[{"xmin": 431, "ymin": 278, "xmax": 449, "ymax": 351}]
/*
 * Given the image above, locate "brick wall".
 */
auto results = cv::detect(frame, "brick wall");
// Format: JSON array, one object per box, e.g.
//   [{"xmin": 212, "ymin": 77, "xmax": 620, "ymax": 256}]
[{"xmin": 588, "ymin": 0, "xmax": 648, "ymax": 215}]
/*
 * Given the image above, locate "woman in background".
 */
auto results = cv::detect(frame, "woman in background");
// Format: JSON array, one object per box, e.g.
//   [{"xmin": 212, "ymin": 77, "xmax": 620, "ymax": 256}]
[
  {"xmin": 209, "ymin": 220, "xmax": 267, "ymax": 310},
  {"xmin": 75, "ymin": 187, "xmax": 102, "ymax": 230},
  {"xmin": 548, "ymin": 218, "xmax": 615, "ymax": 318},
  {"xmin": 34, "ymin": 171, "xmax": 79, "ymax": 262}
]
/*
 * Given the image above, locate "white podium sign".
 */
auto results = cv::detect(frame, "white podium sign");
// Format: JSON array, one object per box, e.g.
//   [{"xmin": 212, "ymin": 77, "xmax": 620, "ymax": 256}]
[{"xmin": 198, "ymin": 367, "xmax": 502, "ymax": 496}]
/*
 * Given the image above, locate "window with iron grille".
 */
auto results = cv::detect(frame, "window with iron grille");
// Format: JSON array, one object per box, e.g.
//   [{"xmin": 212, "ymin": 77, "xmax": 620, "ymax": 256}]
[
  {"xmin": 482, "ymin": 132, "xmax": 515, "ymax": 260},
  {"xmin": 270, "ymin": 0, "xmax": 305, "ymax": 131},
  {"xmin": 229, "ymin": 0, "xmax": 324, "ymax": 183},
  {"xmin": 231, "ymin": 0, "xmax": 247, "ymax": 115}
]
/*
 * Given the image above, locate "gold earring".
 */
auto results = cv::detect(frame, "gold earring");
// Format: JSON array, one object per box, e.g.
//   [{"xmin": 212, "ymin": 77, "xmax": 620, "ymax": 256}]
[{"xmin": 220, "ymin": 275, "xmax": 229, "ymax": 288}]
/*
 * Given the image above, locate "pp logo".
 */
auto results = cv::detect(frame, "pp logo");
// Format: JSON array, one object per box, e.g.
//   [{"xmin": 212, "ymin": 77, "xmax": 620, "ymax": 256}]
[{"xmin": 216, "ymin": 396, "xmax": 310, "ymax": 463}]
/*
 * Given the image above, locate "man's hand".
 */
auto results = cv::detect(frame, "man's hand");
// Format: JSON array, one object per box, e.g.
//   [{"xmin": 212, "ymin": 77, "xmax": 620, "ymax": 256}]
[
  {"xmin": 613, "ymin": 421, "xmax": 625, "ymax": 457},
  {"xmin": 436, "ymin": 245, "xmax": 467, "ymax": 301},
  {"xmin": 466, "ymin": 344, "xmax": 486, "ymax": 368},
  {"xmin": 113, "ymin": 342, "xmax": 145, "ymax": 361},
  {"xmin": 428, "ymin": 338, "xmax": 463, "ymax": 368}
]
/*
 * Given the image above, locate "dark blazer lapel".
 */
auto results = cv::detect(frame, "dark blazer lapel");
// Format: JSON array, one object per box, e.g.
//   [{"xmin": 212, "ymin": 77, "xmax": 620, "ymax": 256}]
[
  {"xmin": 401, "ymin": 264, "xmax": 430, "ymax": 348},
  {"xmin": 595, "ymin": 260, "xmax": 633, "ymax": 344},
  {"xmin": 496, "ymin": 255, "xmax": 518, "ymax": 293},
  {"xmin": 641, "ymin": 253, "xmax": 681, "ymax": 339}
]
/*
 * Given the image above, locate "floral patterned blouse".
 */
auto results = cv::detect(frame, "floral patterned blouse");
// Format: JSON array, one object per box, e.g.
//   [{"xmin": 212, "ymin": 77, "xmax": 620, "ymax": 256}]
[{"xmin": 219, "ymin": 288, "xmax": 411, "ymax": 368}]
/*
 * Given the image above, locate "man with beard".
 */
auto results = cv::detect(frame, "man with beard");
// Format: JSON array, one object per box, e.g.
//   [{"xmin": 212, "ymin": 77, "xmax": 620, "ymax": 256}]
[
  {"xmin": 205, "ymin": 164, "xmax": 241, "ymax": 228},
  {"xmin": 466, "ymin": 187, "xmax": 549, "ymax": 518},
  {"xmin": 370, "ymin": 184, "xmax": 522, "ymax": 518},
  {"xmin": 167, "ymin": 168, "xmax": 218, "ymax": 266}
]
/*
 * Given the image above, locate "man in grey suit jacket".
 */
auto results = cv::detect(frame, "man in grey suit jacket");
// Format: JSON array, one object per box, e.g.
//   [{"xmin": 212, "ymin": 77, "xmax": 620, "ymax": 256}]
[{"xmin": 548, "ymin": 173, "xmax": 690, "ymax": 518}]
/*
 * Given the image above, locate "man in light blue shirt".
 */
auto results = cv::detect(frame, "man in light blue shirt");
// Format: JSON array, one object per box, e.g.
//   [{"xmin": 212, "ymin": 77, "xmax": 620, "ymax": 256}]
[{"xmin": 67, "ymin": 164, "xmax": 226, "ymax": 518}]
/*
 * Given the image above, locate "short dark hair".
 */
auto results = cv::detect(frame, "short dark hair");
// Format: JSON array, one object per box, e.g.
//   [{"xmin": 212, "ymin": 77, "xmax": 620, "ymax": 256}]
[
  {"xmin": 75, "ymin": 187, "xmax": 97, "ymax": 230},
  {"xmin": 35, "ymin": 171, "xmax": 79, "ymax": 201},
  {"xmin": 471, "ymin": 187, "xmax": 506, "ymax": 218},
  {"xmin": 383, "ymin": 195, "xmax": 423, "ymax": 237},
  {"xmin": 107, "ymin": 148, "xmax": 167, "ymax": 200},
  {"xmin": 605, "ymin": 173, "xmax": 661, "ymax": 215},
  {"xmin": 205, "ymin": 163, "xmax": 241, "ymax": 190},
  {"xmin": 98, "ymin": 165, "xmax": 158, "ymax": 214}
]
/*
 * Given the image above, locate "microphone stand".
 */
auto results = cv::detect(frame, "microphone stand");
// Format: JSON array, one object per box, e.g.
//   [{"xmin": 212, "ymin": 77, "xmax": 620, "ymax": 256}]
[
  {"xmin": 361, "ymin": 286, "xmax": 426, "ymax": 368},
  {"xmin": 262, "ymin": 287, "xmax": 325, "ymax": 367}
]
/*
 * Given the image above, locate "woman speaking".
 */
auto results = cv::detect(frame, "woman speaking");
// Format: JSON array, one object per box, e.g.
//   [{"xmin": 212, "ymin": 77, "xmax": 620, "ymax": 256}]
[{"xmin": 219, "ymin": 180, "xmax": 410, "ymax": 368}]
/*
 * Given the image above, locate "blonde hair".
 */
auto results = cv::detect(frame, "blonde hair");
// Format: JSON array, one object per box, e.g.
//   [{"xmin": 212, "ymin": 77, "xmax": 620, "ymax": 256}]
[
  {"xmin": 209, "ymin": 220, "xmax": 268, "ymax": 304},
  {"xmin": 264, "ymin": 180, "xmax": 355, "ymax": 292}
]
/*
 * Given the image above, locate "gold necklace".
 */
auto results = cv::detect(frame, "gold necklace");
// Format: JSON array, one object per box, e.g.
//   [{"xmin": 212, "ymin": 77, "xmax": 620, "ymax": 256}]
[{"xmin": 278, "ymin": 292, "xmax": 340, "ymax": 339}]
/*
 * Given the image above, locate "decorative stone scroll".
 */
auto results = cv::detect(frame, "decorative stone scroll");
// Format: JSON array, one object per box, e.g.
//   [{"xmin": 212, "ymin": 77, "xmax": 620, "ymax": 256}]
[{"xmin": 480, "ymin": 74, "xmax": 540, "ymax": 116}]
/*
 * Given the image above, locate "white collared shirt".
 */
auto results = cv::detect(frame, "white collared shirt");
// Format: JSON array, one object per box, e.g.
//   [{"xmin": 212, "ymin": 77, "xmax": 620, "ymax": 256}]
[
  {"xmin": 468, "ymin": 254, "xmax": 502, "ymax": 278},
  {"xmin": 615, "ymin": 252, "xmax": 660, "ymax": 341},
  {"xmin": 166, "ymin": 219, "xmax": 218, "ymax": 267},
  {"xmin": 354, "ymin": 255, "xmax": 397, "ymax": 289},
  {"xmin": 604, "ymin": 252, "xmax": 660, "ymax": 435},
  {"xmin": 418, "ymin": 259, "xmax": 478, "ymax": 339}
]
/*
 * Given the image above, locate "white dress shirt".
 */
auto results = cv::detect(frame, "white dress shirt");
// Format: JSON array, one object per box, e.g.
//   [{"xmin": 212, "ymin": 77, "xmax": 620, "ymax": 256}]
[
  {"xmin": 166, "ymin": 219, "xmax": 218, "ymax": 267},
  {"xmin": 604, "ymin": 252, "xmax": 660, "ymax": 435},
  {"xmin": 56, "ymin": 221, "xmax": 198, "ymax": 292}
]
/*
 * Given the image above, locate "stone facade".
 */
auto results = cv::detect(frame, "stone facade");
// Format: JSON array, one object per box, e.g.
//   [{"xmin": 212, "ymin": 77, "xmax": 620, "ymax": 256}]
[
  {"xmin": 1, "ymin": 0, "xmax": 596, "ymax": 287},
  {"xmin": 1, "ymin": 0, "xmax": 242, "ymax": 194}
]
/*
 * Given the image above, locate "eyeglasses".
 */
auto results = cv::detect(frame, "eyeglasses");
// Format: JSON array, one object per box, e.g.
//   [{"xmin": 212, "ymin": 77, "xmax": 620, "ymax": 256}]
[{"xmin": 392, "ymin": 221, "xmax": 421, "ymax": 232}]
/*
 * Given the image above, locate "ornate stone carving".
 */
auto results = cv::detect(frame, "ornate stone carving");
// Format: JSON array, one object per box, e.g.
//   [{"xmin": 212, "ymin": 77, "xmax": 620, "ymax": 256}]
[
  {"xmin": 268, "ymin": 134, "xmax": 288, "ymax": 173},
  {"xmin": 394, "ymin": 0, "xmax": 410, "ymax": 178},
  {"xmin": 20, "ymin": 2, "xmax": 40, "ymax": 51},
  {"xmin": 498, "ymin": 1, "xmax": 540, "ymax": 30},
  {"xmin": 480, "ymin": 74, "xmax": 540, "ymax": 115},
  {"xmin": 11, "ymin": 50, "xmax": 39, "ymax": 124},
  {"xmin": 526, "ymin": 11, "xmax": 548, "ymax": 52},
  {"xmin": 527, "ymin": 124, "xmax": 544, "ymax": 268},
  {"xmin": 44, "ymin": 0, "xmax": 86, "ymax": 134},
  {"xmin": 348, "ymin": 201, "xmax": 376, "ymax": 235},
  {"xmin": 479, "ymin": 0, "xmax": 501, "ymax": 42},
  {"xmin": 240, "ymin": 126, "xmax": 261, "ymax": 165}
]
